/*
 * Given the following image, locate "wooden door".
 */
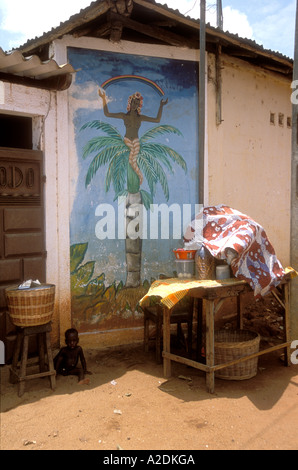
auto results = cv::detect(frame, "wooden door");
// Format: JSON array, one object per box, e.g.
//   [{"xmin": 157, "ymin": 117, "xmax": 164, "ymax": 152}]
[{"xmin": 0, "ymin": 148, "xmax": 46, "ymax": 362}]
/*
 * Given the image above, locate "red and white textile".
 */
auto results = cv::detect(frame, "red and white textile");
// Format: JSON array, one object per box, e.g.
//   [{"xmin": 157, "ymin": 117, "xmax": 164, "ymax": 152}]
[{"xmin": 185, "ymin": 204, "xmax": 285, "ymax": 298}]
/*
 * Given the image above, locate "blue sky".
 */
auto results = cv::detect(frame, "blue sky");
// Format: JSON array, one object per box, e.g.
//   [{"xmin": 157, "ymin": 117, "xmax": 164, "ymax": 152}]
[{"xmin": 0, "ymin": 0, "xmax": 296, "ymax": 58}]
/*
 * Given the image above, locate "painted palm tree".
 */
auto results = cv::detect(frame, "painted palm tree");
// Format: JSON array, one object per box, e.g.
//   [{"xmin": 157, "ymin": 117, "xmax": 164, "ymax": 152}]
[{"xmin": 81, "ymin": 90, "xmax": 187, "ymax": 288}]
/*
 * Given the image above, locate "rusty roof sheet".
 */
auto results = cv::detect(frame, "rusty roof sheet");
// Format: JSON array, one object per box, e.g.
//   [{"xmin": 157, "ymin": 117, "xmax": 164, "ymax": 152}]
[{"xmin": 0, "ymin": 47, "xmax": 76, "ymax": 79}]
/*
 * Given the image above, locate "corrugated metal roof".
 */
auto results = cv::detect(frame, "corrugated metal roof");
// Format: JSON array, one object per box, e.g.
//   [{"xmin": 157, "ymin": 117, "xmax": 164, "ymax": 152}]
[
  {"xmin": 0, "ymin": 47, "xmax": 76, "ymax": 79},
  {"xmin": 156, "ymin": 1, "xmax": 293, "ymax": 62},
  {"xmin": 16, "ymin": 0, "xmax": 293, "ymax": 69},
  {"xmin": 151, "ymin": 1, "xmax": 293, "ymax": 61}
]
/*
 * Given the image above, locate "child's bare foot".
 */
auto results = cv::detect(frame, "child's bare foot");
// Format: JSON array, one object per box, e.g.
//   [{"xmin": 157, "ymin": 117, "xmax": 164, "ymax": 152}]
[{"xmin": 78, "ymin": 378, "xmax": 90, "ymax": 385}]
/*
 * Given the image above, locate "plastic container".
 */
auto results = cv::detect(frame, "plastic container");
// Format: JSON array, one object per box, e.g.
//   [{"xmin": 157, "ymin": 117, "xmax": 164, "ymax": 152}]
[
  {"xmin": 175, "ymin": 260, "xmax": 195, "ymax": 279},
  {"xmin": 173, "ymin": 249, "xmax": 197, "ymax": 260},
  {"xmin": 216, "ymin": 264, "xmax": 231, "ymax": 280}
]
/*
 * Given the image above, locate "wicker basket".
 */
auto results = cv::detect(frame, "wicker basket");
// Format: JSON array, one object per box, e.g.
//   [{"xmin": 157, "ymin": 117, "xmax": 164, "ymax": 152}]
[
  {"xmin": 214, "ymin": 329, "xmax": 260, "ymax": 380},
  {"xmin": 195, "ymin": 246, "xmax": 215, "ymax": 280},
  {"xmin": 6, "ymin": 284, "xmax": 55, "ymax": 327}
]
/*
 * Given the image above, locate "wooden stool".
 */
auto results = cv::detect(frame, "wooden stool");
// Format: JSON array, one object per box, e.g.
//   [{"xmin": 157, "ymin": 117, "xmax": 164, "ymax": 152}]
[
  {"xmin": 143, "ymin": 301, "xmax": 194, "ymax": 364},
  {"xmin": 10, "ymin": 322, "xmax": 56, "ymax": 397}
]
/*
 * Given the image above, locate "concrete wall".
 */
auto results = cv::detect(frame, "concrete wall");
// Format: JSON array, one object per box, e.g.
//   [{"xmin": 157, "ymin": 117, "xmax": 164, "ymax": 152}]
[{"xmin": 207, "ymin": 53, "xmax": 292, "ymax": 266}]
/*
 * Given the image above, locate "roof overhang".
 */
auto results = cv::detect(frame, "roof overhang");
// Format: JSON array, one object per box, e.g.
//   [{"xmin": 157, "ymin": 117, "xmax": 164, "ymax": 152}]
[
  {"xmin": 0, "ymin": 48, "xmax": 75, "ymax": 90},
  {"xmin": 15, "ymin": 0, "xmax": 293, "ymax": 80}
]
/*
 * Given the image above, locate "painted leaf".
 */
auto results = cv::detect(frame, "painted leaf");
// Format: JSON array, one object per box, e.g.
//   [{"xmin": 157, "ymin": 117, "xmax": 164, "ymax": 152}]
[
  {"xmin": 103, "ymin": 283, "xmax": 117, "ymax": 302},
  {"xmin": 71, "ymin": 261, "xmax": 95, "ymax": 294},
  {"xmin": 70, "ymin": 243, "xmax": 88, "ymax": 273},
  {"xmin": 85, "ymin": 274, "xmax": 105, "ymax": 296}
]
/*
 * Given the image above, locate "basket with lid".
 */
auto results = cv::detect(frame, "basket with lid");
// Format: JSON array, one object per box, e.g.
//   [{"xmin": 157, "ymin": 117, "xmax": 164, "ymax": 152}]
[{"xmin": 6, "ymin": 284, "xmax": 55, "ymax": 327}]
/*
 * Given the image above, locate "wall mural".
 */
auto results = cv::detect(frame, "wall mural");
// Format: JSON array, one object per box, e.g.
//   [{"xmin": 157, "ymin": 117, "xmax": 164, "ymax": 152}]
[{"xmin": 68, "ymin": 47, "xmax": 199, "ymax": 333}]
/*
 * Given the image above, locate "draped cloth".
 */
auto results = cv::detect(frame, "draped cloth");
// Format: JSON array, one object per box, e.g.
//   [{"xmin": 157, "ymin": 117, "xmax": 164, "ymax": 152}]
[{"xmin": 185, "ymin": 205, "xmax": 285, "ymax": 298}]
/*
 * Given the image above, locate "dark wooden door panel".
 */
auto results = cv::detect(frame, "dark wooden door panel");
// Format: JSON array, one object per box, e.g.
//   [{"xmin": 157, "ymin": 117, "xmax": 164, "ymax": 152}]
[
  {"xmin": 0, "ymin": 147, "xmax": 46, "ymax": 362},
  {"xmin": 4, "ymin": 207, "xmax": 43, "ymax": 230}
]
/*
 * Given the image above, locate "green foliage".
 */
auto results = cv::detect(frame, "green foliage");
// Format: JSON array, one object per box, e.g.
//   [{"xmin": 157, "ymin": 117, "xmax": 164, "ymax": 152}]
[
  {"xmin": 71, "ymin": 261, "xmax": 95, "ymax": 294},
  {"xmin": 140, "ymin": 189, "xmax": 154, "ymax": 210},
  {"xmin": 70, "ymin": 243, "xmax": 88, "ymax": 273},
  {"xmin": 70, "ymin": 242, "xmax": 117, "ymax": 322},
  {"xmin": 80, "ymin": 120, "xmax": 187, "ymax": 204},
  {"xmin": 70, "ymin": 242, "xmax": 152, "ymax": 326}
]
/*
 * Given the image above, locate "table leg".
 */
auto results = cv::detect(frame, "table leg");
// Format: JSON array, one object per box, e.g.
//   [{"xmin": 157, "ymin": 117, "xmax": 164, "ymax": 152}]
[
  {"xmin": 283, "ymin": 282, "xmax": 291, "ymax": 367},
  {"xmin": 38, "ymin": 332, "xmax": 46, "ymax": 373},
  {"xmin": 45, "ymin": 331, "xmax": 56, "ymax": 390},
  {"xmin": 19, "ymin": 334, "xmax": 29, "ymax": 397},
  {"xmin": 163, "ymin": 306, "xmax": 172, "ymax": 378},
  {"xmin": 196, "ymin": 298, "xmax": 203, "ymax": 362},
  {"xmin": 205, "ymin": 299, "xmax": 215, "ymax": 393},
  {"xmin": 10, "ymin": 330, "xmax": 22, "ymax": 384}
]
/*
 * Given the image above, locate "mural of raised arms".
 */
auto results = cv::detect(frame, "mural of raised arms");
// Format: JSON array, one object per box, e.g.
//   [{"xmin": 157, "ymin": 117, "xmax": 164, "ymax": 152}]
[{"xmin": 80, "ymin": 88, "xmax": 187, "ymax": 288}]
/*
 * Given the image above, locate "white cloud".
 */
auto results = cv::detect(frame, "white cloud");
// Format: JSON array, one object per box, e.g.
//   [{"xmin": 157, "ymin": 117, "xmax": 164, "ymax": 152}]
[
  {"xmin": 157, "ymin": 1, "xmax": 254, "ymax": 38},
  {"xmin": 251, "ymin": 2, "xmax": 296, "ymax": 56},
  {"xmin": 0, "ymin": 0, "xmax": 91, "ymax": 45},
  {"xmin": 69, "ymin": 80, "xmax": 103, "ymax": 111},
  {"xmin": 222, "ymin": 6, "xmax": 254, "ymax": 39}
]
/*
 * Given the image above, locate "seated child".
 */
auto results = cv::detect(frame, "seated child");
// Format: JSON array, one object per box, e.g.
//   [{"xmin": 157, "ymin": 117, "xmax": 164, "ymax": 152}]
[{"xmin": 54, "ymin": 328, "xmax": 91, "ymax": 385}]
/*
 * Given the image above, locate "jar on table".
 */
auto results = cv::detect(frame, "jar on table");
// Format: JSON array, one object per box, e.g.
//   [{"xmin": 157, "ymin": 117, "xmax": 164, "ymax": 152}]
[
  {"xmin": 216, "ymin": 264, "xmax": 231, "ymax": 280},
  {"xmin": 195, "ymin": 245, "xmax": 216, "ymax": 280}
]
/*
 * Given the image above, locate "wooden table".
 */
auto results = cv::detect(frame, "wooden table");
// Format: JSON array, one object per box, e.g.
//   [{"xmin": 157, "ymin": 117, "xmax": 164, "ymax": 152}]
[{"xmin": 140, "ymin": 268, "xmax": 296, "ymax": 394}]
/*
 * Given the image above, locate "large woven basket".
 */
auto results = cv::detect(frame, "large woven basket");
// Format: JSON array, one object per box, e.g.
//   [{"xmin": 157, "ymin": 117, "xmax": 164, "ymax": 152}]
[
  {"xmin": 6, "ymin": 284, "xmax": 55, "ymax": 327},
  {"xmin": 214, "ymin": 329, "xmax": 260, "ymax": 380}
]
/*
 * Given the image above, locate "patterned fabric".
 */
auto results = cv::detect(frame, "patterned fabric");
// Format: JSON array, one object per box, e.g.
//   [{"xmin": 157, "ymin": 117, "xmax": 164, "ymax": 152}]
[{"xmin": 200, "ymin": 205, "xmax": 285, "ymax": 298}]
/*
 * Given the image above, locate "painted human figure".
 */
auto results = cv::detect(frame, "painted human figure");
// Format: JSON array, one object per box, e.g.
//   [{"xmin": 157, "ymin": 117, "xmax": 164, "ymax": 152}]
[
  {"xmin": 54, "ymin": 328, "xmax": 91, "ymax": 385},
  {"xmin": 98, "ymin": 89, "xmax": 168, "ymax": 184}
]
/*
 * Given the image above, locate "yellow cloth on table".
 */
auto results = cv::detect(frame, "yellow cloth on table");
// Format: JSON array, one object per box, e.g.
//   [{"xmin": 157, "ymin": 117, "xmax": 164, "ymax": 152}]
[
  {"xmin": 139, "ymin": 267, "xmax": 297, "ymax": 311},
  {"xmin": 139, "ymin": 277, "xmax": 242, "ymax": 310}
]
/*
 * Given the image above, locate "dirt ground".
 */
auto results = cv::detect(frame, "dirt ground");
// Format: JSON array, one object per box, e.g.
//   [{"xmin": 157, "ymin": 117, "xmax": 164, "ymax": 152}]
[{"xmin": 1, "ymin": 336, "xmax": 298, "ymax": 451}]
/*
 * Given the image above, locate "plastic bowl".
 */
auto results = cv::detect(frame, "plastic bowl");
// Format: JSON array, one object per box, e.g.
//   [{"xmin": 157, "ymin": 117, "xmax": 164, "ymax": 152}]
[{"xmin": 173, "ymin": 249, "xmax": 197, "ymax": 260}]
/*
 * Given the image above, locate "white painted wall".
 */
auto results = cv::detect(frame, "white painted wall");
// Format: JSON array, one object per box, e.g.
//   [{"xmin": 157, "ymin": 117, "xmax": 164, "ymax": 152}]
[{"xmin": 207, "ymin": 54, "xmax": 292, "ymax": 266}]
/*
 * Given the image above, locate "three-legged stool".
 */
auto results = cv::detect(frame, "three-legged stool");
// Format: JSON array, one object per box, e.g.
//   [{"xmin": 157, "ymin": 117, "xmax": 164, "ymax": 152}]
[{"xmin": 10, "ymin": 322, "xmax": 56, "ymax": 397}]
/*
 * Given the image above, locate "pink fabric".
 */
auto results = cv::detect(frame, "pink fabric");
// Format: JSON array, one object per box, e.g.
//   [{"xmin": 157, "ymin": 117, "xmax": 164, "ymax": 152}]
[{"xmin": 188, "ymin": 205, "xmax": 285, "ymax": 298}]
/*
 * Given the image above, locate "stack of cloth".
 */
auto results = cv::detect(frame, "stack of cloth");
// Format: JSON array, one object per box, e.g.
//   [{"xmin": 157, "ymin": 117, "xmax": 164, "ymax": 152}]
[{"xmin": 184, "ymin": 204, "xmax": 285, "ymax": 298}]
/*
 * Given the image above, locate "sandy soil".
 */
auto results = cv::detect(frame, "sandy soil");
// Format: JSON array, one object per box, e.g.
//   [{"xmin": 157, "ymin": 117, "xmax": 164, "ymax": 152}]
[{"xmin": 1, "ymin": 339, "xmax": 298, "ymax": 451}]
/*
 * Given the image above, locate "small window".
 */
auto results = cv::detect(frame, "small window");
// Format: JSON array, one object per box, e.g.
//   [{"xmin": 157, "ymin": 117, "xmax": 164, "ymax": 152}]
[
  {"xmin": 0, "ymin": 114, "xmax": 32, "ymax": 149},
  {"xmin": 278, "ymin": 113, "xmax": 284, "ymax": 127},
  {"xmin": 287, "ymin": 116, "xmax": 292, "ymax": 128},
  {"xmin": 270, "ymin": 112, "xmax": 275, "ymax": 125}
]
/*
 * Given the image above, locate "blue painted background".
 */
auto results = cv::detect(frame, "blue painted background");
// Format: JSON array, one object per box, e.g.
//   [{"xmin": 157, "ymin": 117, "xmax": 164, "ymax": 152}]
[{"xmin": 68, "ymin": 47, "xmax": 199, "ymax": 327}]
